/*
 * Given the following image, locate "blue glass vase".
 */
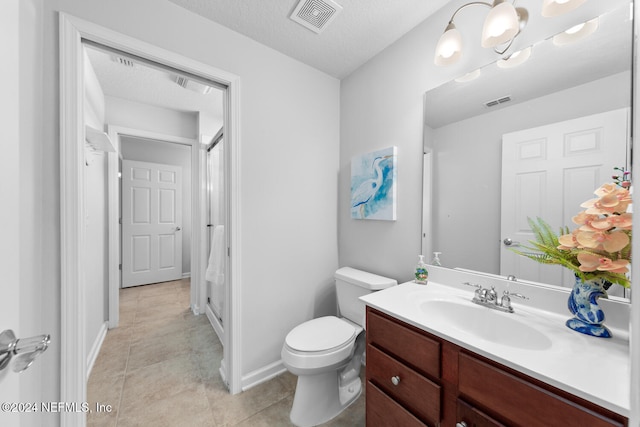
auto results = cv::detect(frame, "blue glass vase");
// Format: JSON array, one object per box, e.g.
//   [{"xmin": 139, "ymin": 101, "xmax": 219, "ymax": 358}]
[{"xmin": 566, "ymin": 275, "xmax": 612, "ymax": 338}]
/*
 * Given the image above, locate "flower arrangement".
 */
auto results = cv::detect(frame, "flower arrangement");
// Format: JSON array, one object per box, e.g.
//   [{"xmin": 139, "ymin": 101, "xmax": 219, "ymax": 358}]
[{"xmin": 515, "ymin": 169, "xmax": 632, "ymax": 289}]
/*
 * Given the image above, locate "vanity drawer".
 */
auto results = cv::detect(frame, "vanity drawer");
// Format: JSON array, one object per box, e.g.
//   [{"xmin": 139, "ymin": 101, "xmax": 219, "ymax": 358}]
[
  {"xmin": 367, "ymin": 308, "xmax": 441, "ymax": 379},
  {"xmin": 458, "ymin": 352, "xmax": 626, "ymax": 427},
  {"xmin": 367, "ymin": 344, "xmax": 441, "ymax": 426},
  {"xmin": 457, "ymin": 398, "xmax": 507, "ymax": 427},
  {"xmin": 366, "ymin": 381, "xmax": 430, "ymax": 427}
]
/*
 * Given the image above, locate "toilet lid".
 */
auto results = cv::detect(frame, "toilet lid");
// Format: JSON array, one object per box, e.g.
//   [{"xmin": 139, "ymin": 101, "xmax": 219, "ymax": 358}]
[{"xmin": 285, "ymin": 316, "xmax": 357, "ymax": 353}]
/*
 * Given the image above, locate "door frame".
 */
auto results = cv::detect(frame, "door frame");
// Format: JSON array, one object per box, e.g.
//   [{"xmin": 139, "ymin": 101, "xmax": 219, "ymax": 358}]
[
  {"xmin": 108, "ymin": 127, "xmax": 196, "ymax": 323},
  {"xmin": 60, "ymin": 13, "xmax": 243, "ymax": 426}
]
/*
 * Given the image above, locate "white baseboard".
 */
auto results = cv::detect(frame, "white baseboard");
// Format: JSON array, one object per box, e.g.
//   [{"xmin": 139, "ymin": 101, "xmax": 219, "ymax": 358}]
[
  {"xmin": 219, "ymin": 358, "xmax": 229, "ymax": 390},
  {"xmin": 86, "ymin": 321, "xmax": 108, "ymax": 378},
  {"xmin": 182, "ymin": 272, "xmax": 191, "ymax": 279},
  {"xmin": 241, "ymin": 360, "xmax": 287, "ymax": 392},
  {"xmin": 205, "ymin": 304, "xmax": 224, "ymax": 343}
]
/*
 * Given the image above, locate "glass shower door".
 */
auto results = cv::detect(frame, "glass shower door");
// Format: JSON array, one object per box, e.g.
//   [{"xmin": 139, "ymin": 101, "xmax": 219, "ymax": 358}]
[{"xmin": 206, "ymin": 137, "xmax": 225, "ymax": 335}]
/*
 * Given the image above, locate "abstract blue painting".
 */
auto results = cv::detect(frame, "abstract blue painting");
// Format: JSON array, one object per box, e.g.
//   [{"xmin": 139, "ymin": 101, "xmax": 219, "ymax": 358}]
[{"xmin": 351, "ymin": 146, "xmax": 397, "ymax": 220}]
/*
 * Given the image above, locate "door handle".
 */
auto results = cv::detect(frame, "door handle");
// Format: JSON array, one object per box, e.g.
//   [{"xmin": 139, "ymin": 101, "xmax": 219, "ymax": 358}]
[
  {"xmin": 175, "ymin": 226, "xmax": 182, "ymax": 231},
  {"xmin": 0, "ymin": 329, "xmax": 51, "ymax": 373},
  {"xmin": 503, "ymin": 238, "xmax": 520, "ymax": 247}
]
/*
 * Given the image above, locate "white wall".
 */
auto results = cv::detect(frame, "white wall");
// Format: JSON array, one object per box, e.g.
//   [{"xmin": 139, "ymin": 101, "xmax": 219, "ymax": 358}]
[
  {"xmin": 120, "ymin": 136, "xmax": 193, "ymax": 275},
  {"xmin": 106, "ymin": 95, "xmax": 198, "ymax": 140},
  {"xmin": 83, "ymin": 53, "xmax": 108, "ymax": 366},
  {"xmin": 32, "ymin": 0, "xmax": 340, "ymax": 412},
  {"xmin": 339, "ymin": 12, "xmax": 447, "ymax": 282},
  {"xmin": 431, "ymin": 72, "xmax": 630, "ymax": 274},
  {"xmin": 199, "ymin": 110, "xmax": 223, "ymax": 141}
]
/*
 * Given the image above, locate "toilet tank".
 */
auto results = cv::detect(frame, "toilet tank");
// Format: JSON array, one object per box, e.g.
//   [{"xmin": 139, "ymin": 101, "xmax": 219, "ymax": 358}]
[{"xmin": 335, "ymin": 267, "xmax": 397, "ymax": 327}]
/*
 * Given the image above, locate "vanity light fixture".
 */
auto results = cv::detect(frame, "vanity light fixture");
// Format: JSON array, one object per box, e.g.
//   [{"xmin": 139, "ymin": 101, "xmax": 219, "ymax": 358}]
[
  {"xmin": 552, "ymin": 18, "xmax": 599, "ymax": 46},
  {"xmin": 435, "ymin": 0, "xmax": 529, "ymax": 66},
  {"xmin": 496, "ymin": 46, "xmax": 532, "ymax": 68},
  {"xmin": 541, "ymin": 0, "xmax": 586, "ymax": 18}
]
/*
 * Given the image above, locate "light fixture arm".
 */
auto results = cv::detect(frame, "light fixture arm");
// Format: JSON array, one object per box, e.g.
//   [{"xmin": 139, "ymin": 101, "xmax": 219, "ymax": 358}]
[
  {"xmin": 445, "ymin": 1, "xmax": 493, "ymax": 27},
  {"xmin": 440, "ymin": 0, "xmax": 527, "ymax": 57}
]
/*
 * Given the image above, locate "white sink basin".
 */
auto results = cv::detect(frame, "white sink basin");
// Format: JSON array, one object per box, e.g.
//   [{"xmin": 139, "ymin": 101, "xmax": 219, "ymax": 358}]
[{"xmin": 420, "ymin": 299, "xmax": 553, "ymax": 350}]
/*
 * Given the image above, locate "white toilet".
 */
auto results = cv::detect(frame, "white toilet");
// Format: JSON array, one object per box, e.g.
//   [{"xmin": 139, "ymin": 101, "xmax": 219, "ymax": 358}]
[{"xmin": 281, "ymin": 267, "xmax": 397, "ymax": 427}]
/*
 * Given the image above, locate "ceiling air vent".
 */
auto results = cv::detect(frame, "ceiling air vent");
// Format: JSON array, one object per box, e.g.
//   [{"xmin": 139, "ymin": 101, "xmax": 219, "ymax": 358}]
[
  {"xmin": 484, "ymin": 95, "xmax": 512, "ymax": 108},
  {"xmin": 290, "ymin": 0, "xmax": 343, "ymax": 34},
  {"xmin": 111, "ymin": 55, "xmax": 135, "ymax": 67}
]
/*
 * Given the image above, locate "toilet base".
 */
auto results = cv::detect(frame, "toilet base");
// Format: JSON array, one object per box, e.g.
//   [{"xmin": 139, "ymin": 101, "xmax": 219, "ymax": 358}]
[{"xmin": 289, "ymin": 370, "xmax": 361, "ymax": 427}]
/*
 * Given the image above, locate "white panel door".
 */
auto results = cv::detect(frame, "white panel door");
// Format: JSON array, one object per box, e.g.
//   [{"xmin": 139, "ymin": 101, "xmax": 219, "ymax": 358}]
[
  {"xmin": 122, "ymin": 160, "xmax": 183, "ymax": 287},
  {"xmin": 1, "ymin": 0, "xmax": 22, "ymax": 417},
  {"xmin": 500, "ymin": 109, "xmax": 628, "ymax": 287}
]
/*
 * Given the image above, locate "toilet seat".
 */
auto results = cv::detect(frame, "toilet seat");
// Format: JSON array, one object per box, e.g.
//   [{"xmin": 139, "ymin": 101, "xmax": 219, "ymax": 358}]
[
  {"xmin": 285, "ymin": 316, "xmax": 358, "ymax": 352},
  {"xmin": 282, "ymin": 316, "xmax": 363, "ymax": 372}
]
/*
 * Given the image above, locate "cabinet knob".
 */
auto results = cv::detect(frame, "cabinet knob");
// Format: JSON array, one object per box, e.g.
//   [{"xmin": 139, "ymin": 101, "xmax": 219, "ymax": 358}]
[
  {"xmin": 391, "ymin": 375, "xmax": 400, "ymax": 386},
  {"xmin": 456, "ymin": 422, "xmax": 468, "ymax": 427}
]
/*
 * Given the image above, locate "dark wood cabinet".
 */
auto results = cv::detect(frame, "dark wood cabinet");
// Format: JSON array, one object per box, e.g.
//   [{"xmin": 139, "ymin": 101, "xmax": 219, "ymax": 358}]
[{"xmin": 365, "ymin": 307, "xmax": 628, "ymax": 427}]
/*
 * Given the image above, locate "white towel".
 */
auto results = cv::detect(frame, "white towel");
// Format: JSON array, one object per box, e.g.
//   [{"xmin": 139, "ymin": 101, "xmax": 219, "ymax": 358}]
[{"xmin": 205, "ymin": 225, "xmax": 225, "ymax": 285}]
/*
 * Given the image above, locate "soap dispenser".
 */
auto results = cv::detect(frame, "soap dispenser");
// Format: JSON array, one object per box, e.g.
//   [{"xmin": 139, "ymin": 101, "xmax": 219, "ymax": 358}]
[{"xmin": 414, "ymin": 255, "xmax": 428, "ymax": 285}]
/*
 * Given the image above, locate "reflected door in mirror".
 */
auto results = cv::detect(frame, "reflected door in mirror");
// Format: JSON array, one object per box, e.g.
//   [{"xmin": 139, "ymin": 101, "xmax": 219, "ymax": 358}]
[{"xmin": 500, "ymin": 108, "xmax": 628, "ymax": 287}]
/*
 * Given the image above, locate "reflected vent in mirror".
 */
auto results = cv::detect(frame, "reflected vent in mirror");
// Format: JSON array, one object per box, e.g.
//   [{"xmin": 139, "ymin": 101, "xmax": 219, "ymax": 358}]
[
  {"xmin": 484, "ymin": 95, "xmax": 512, "ymax": 108},
  {"xmin": 111, "ymin": 55, "xmax": 135, "ymax": 67}
]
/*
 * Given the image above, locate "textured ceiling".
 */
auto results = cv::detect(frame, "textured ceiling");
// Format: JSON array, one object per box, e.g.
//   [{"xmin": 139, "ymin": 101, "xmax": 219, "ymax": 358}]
[
  {"xmin": 168, "ymin": 0, "xmax": 451, "ymax": 79},
  {"xmin": 85, "ymin": 45, "xmax": 225, "ymax": 127}
]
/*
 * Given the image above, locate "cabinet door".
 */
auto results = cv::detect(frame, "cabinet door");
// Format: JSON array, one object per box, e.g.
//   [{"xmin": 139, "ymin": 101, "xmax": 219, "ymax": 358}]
[{"xmin": 457, "ymin": 399, "xmax": 507, "ymax": 427}]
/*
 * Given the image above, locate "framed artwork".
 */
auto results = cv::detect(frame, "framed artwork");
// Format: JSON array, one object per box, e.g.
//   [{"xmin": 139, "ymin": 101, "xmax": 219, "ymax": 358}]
[{"xmin": 350, "ymin": 146, "xmax": 397, "ymax": 220}]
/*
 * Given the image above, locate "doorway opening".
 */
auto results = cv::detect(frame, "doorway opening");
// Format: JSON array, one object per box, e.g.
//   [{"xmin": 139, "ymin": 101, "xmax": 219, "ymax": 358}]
[{"xmin": 60, "ymin": 15, "xmax": 243, "ymax": 423}]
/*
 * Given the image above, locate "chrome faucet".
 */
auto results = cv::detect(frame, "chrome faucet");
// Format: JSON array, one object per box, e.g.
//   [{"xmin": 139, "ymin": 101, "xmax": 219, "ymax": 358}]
[{"xmin": 462, "ymin": 283, "xmax": 528, "ymax": 313}]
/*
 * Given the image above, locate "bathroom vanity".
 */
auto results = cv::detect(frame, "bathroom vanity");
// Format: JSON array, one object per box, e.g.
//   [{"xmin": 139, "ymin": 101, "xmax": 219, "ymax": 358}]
[{"xmin": 360, "ymin": 271, "xmax": 630, "ymax": 427}]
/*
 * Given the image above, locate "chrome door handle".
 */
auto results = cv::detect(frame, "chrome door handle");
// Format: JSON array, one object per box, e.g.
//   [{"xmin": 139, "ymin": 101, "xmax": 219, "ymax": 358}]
[
  {"xmin": 0, "ymin": 329, "xmax": 51, "ymax": 373},
  {"xmin": 503, "ymin": 238, "xmax": 520, "ymax": 247}
]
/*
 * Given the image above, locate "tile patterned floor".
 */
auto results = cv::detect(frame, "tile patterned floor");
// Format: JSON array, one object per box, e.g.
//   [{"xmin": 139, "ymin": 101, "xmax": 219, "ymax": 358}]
[{"xmin": 87, "ymin": 279, "xmax": 365, "ymax": 426}]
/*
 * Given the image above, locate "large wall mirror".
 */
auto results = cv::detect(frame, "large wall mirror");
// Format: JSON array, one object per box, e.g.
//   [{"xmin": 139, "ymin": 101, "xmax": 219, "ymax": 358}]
[{"xmin": 423, "ymin": 0, "xmax": 633, "ymax": 300}]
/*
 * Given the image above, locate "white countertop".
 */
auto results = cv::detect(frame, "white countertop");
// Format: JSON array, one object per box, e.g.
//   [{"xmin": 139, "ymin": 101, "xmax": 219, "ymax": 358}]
[{"xmin": 360, "ymin": 281, "xmax": 630, "ymax": 416}]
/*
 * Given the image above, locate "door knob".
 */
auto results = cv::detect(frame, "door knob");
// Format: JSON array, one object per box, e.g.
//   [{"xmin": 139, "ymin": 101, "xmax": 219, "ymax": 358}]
[
  {"xmin": 503, "ymin": 237, "xmax": 520, "ymax": 247},
  {"xmin": 391, "ymin": 376, "xmax": 400, "ymax": 386},
  {"xmin": 175, "ymin": 226, "xmax": 182, "ymax": 231}
]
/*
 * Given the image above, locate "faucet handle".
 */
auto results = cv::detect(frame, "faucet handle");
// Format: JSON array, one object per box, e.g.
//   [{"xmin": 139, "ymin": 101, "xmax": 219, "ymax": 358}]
[
  {"xmin": 487, "ymin": 286, "xmax": 498, "ymax": 303},
  {"xmin": 500, "ymin": 290, "xmax": 528, "ymax": 311},
  {"xmin": 505, "ymin": 291, "xmax": 528, "ymax": 300},
  {"xmin": 462, "ymin": 282, "xmax": 481, "ymax": 290}
]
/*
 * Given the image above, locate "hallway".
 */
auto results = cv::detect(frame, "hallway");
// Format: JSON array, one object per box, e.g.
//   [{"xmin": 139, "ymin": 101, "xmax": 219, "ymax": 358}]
[{"xmin": 87, "ymin": 279, "xmax": 365, "ymax": 426}]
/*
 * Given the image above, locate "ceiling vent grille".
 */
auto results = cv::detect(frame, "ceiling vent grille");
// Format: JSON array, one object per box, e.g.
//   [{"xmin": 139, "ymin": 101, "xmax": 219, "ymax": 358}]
[
  {"xmin": 175, "ymin": 76, "xmax": 213, "ymax": 95},
  {"xmin": 290, "ymin": 0, "xmax": 343, "ymax": 34},
  {"xmin": 111, "ymin": 56, "xmax": 135, "ymax": 67},
  {"xmin": 484, "ymin": 95, "xmax": 512, "ymax": 108}
]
